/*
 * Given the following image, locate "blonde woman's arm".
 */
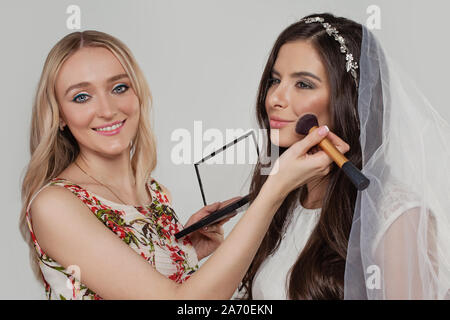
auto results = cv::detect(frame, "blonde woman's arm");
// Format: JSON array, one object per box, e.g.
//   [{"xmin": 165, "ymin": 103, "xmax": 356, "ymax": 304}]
[{"xmin": 30, "ymin": 127, "xmax": 348, "ymax": 299}]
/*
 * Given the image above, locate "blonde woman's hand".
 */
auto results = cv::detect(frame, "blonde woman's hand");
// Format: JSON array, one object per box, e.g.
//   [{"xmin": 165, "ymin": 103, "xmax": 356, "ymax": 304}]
[
  {"xmin": 264, "ymin": 126, "xmax": 350, "ymax": 199},
  {"xmin": 184, "ymin": 197, "xmax": 240, "ymax": 261}
]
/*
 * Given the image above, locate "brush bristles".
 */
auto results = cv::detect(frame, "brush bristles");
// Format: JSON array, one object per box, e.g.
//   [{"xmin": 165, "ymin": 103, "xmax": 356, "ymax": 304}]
[{"xmin": 295, "ymin": 114, "xmax": 319, "ymax": 135}]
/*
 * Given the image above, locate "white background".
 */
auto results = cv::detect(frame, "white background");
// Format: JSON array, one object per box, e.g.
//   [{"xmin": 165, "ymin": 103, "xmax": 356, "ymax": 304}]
[{"xmin": 1, "ymin": 0, "xmax": 449, "ymax": 299}]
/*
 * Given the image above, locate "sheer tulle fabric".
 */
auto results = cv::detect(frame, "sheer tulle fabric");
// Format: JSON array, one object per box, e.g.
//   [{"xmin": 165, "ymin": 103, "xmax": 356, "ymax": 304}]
[{"xmin": 344, "ymin": 27, "xmax": 450, "ymax": 299}]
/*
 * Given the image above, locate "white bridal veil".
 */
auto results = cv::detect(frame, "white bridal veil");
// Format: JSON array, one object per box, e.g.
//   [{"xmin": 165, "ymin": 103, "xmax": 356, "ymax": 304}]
[{"xmin": 344, "ymin": 26, "xmax": 450, "ymax": 299}]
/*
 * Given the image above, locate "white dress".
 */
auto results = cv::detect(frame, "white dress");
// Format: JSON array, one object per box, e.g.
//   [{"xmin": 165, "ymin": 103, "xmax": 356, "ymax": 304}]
[{"xmin": 252, "ymin": 200, "xmax": 321, "ymax": 299}]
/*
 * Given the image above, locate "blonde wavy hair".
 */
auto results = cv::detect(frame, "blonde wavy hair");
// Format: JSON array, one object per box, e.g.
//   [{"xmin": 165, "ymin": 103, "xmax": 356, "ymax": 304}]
[{"xmin": 19, "ymin": 30, "xmax": 157, "ymax": 283}]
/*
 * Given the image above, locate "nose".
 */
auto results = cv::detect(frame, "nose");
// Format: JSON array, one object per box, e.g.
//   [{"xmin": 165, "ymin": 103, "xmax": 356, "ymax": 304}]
[
  {"xmin": 267, "ymin": 82, "xmax": 289, "ymax": 109},
  {"xmin": 95, "ymin": 91, "xmax": 117, "ymax": 119}
]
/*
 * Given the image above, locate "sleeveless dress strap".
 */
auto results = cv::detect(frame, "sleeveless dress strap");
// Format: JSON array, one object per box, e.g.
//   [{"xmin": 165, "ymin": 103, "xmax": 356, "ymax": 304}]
[
  {"xmin": 147, "ymin": 179, "xmax": 171, "ymax": 205},
  {"xmin": 25, "ymin": 180, "xmax": 56, "ymax": 258}
]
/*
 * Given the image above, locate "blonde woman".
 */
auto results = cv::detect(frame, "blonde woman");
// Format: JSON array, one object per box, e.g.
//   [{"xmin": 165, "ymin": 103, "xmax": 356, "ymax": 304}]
[{"xmin": 19, "ymin": 30, "xmax": 348, "ymax": 300}]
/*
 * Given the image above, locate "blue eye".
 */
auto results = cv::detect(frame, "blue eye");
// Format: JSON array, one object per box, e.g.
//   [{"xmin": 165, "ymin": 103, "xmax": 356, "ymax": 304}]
[
  {"xmin": 113, "ymin": 84, "xmax": 129, "ymax": 94},
  {"xmin": 73, "ymin": 93, "xmax": 90, "ymax": 103}
]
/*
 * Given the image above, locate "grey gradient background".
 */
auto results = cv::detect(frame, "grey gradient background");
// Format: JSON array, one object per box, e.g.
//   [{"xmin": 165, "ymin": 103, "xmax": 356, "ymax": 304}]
[{"xmin": 1, "ymin": 0, "xmax": 449, "ymax": 299}]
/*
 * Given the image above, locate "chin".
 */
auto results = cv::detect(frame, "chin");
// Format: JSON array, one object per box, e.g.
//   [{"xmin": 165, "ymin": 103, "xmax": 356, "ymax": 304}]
[
  {"xmin": 270, "ymin": 131, "xmax": 298, "ymax": 148},
  {"xmin": 97, "ymin": 142, "xmax": 131, "ymax": 157}
]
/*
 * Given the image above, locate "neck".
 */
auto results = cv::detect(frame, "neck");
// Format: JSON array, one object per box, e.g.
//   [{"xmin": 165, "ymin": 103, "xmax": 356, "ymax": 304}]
[
  {"xmin": 303, "ymin": 176, "xmax": 329, "ymax": 209},
  {"xmin": 76, "ymin": 147, "xmax": 135, "ymax": 192}
]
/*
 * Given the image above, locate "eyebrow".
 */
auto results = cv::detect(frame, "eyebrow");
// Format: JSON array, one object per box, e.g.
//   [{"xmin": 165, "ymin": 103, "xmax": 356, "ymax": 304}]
[
  {"xmin": 64, "ymin": 73, "xmax": 129, "ymax": 96},
  {"xmin": 271, "ymin": 69, "xmax": 322, "ymax": 82}
]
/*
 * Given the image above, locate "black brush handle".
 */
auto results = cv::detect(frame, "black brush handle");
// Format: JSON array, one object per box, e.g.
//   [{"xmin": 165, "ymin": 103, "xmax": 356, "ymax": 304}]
[
  {"xmin": 341, "ymin": 161, "xmax": 370, "ymax": 191},
  {"xmin": 174, "ymin": 195, "xmax": 250, "ymax": 240}
]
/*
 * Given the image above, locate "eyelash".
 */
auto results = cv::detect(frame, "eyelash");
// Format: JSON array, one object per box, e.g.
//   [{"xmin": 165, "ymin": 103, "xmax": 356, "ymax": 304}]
[
  {"xmin": 296, "ymin": 81, "xmax": 313, "ymax": 89},
  {"xmin": 268, "ymin": 78, "xmax": 280, "ymax": 86},
  {"xmin": 267, "ymin": 77, "xmax": 313, "ymax": 89},
  {"xmin": 72, "ymin": 93, "xmax": 89, "ymax": 103},
  {"xmin": 72, "ymin": 84, "xmax": 130, "ymax": 103},
  {"xmin": 113, "ymin": 84, "xmax": 129, "ymax": 94}
]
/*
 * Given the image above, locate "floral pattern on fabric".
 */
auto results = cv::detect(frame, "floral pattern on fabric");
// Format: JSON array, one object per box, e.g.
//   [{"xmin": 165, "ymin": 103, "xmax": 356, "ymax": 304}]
[{"xmin": 26, "ymin": 177, "xmax": 198, "ymax": 300}]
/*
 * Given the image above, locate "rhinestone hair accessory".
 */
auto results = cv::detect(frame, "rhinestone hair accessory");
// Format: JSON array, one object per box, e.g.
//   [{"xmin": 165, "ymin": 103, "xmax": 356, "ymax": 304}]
[{"xmin": 301, "ymin": 16, "xmax": 359, "ymax": 88}]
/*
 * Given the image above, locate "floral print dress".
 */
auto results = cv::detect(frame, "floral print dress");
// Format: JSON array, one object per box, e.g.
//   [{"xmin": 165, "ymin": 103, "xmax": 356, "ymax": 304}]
[{"xmin": 26, "ymin": 177, "xmax": 199, "ymax": 300}]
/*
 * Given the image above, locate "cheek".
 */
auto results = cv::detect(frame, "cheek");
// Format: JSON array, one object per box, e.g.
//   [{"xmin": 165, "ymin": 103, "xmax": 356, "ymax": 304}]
[
  {"xmin": 292, "ymin": 93, "xmax": 330, "ymax": 120},
  {"xmin": 270, "ymin": 125, "xmax": 300, "ymax": 148},
  {"xmin": 119, "ymin": 94, "xmax": 140, "ymax": 121},
  {"xmin": 264, "ymin": 87, "xmax": 276, "ymax": 113},
  {"xmin": 264, "ymin": 97, "xmax": 269, "ymax": 115},
  {"xmin": 60, "ymin": 104, "xmax": 96, "ymax": 128},
  {"xmin": 120, "ymin": 96, "xmax": 140, "ymax": 138}
]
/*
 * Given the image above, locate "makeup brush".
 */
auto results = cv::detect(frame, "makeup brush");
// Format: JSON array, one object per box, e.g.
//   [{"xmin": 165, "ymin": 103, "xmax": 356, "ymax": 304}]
[{"xmin": 295, "ymin": 114, "xmax": 370, "ymax": 191}]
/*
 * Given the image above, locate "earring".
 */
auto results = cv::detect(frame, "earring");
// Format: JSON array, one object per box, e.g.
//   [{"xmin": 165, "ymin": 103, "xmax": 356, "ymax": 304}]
[{"xmin": 59, "ymin": 123, "xmax": 65, "ymax": 131}]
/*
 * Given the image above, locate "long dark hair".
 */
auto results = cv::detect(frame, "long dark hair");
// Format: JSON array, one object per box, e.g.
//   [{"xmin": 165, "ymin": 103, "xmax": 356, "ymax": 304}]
[{"xmin": 240, "ymin": 13, "xmax": 363, "ymax": 299}]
